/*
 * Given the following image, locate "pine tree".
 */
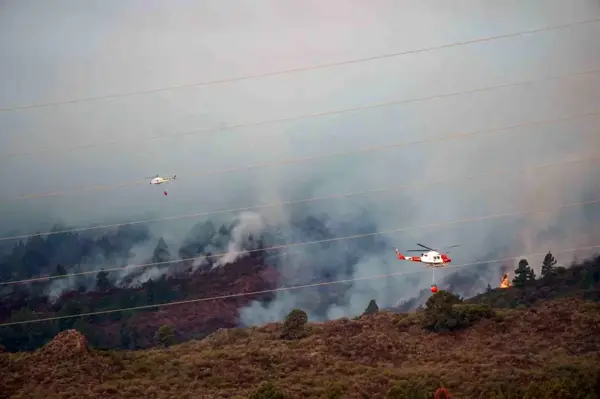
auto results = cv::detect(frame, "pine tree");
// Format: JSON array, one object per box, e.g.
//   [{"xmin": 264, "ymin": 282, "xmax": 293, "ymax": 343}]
[
  {"xmin": 152, "ymin": 237, "xmax": 171, "ymax": 264},
  {"xmin": 95, "ymin": 269, "xmax": 111, "ymax": 291},
  {"xmin": 154, "ymin": 324, "xmax": 175, "ymax": 347},
  {"xmin": 144, "ymin": 279, "xmax": 157, "ymax": 304},
  {"xmin": 541, "ymin": 251, "xmax": 558, "ymax": 278},
  {"xmin": 512, "ymin": 259, "xmax": 536, "ymax": 287},
  {"xmin": 364, "ymin": 299, "xmax": 379, "ymax": 315},
  {"xmin": 53, "ymin": 264, "xmax": 67, "ymax": 277}
]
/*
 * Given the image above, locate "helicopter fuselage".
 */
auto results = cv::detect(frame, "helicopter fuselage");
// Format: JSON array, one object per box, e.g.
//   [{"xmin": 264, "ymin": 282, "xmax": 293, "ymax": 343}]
[
  {"xmin": 419, "ymin": 250, "xmax": 451, "ymax": 265},
  {"xmin": 395, "ymin": 249, "xmax": 452, "ymax": 267},
  {"xmin": 150, "ymin": 177, "xmax": 170, "ymax": 184}
]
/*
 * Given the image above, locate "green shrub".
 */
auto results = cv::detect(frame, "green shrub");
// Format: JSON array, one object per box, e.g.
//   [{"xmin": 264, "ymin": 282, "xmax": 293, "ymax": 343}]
[
  {"xmin": 523, "ymin": 366, "xmax": 600, "ymax": 399},
  {"xmin": 395, "ymin": 313, "xmax": 423, "ymax": 330},
  {"xmin": 421, "ymin": 291, "xmax": 462, "ymax": 332},
  {"xmin": 386, "ymin": 380, "xmax": 430, "ymax": 399},
  {"xmin": 247, "ymin": 381, "xmax": 285, "ymax": 399},
  {"xmin": 454, "ymin": 304, "xmax": 496, "ymax": 325},
  {"xmin": 283, "ymin": 309, "xmax": 308, "ymax": 329},
  {"xmin": 483, "ymin": 383, "xmax": 525, "ymax": 399},
  {"xmin": 321, "ymin": 381, "xmax": 346, "ymax": 399},
  {"xmin": 422, "ymin": 291, "xmax": 495, "ymax": 332},
  {"xmin": 280, "ymin": 309, "xmax": 308, "ymax": 340}
]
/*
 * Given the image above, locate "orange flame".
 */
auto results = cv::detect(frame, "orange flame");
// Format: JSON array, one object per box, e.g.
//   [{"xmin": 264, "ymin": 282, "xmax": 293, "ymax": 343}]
[{"xmin": 500, "ymin": 274, "xmax": 511, "ymax": 289}]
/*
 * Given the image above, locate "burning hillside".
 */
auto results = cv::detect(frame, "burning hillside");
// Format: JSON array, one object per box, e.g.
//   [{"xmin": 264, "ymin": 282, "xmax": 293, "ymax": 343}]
[
  {"xmin": 1, "ymin": 204, "xmax": 599, "ymax": 353},
  {"xmin": 500, "ymin": 273, "xmax": 511, "ymax": 288}
]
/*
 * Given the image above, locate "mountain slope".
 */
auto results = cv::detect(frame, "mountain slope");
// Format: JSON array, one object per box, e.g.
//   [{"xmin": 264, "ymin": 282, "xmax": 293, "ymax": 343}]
[
  {"xmin": 0, "ymin": 254, "xmax": 279, "ymax": 351},
  {"xmin": 2, "ymin": 297, "xmax": 599, "ymax": 398}
]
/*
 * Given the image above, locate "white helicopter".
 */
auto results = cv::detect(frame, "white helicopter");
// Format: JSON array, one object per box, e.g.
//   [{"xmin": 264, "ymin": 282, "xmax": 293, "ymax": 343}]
[
  {"xmin": 146, "ymin": 174, "xmax": 176, "ymax": 195},
  {"xmin": 394, "ymin": 242, "xmax": 459, "ymax": 292}
]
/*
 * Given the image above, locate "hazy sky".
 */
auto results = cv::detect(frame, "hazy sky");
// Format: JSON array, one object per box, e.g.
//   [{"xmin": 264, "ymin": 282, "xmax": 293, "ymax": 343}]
[{"xmin": 1, "ymin": 0, "xmax": 599, "ymax": 311}]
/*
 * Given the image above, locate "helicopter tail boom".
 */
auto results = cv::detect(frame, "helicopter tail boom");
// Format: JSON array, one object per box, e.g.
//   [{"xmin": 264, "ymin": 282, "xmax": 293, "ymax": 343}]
[{"xmin": 395, "ymin": 248, "xmax": 421, "ymax": 262}]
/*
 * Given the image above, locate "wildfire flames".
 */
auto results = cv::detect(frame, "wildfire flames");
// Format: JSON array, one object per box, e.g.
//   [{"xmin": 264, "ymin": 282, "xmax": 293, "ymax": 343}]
[{"xmin": 500, "ymin": 274, "xmax": 511, "ymax": 288}]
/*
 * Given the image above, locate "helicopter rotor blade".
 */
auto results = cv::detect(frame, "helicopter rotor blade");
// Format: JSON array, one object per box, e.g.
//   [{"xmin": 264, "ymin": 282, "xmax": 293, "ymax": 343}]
[
  {"xmin": 441, "ymin": 245, "xmax": 460, "ymax": 254},
  {"xmin": 417, "ymin": 243, "xmax": 435, "ymax": 251}
]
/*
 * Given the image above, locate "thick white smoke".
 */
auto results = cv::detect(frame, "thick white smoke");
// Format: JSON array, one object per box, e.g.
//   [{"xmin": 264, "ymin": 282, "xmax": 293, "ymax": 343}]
[
  {"xmin": 1, "ymin": 1, "xmax": 599, "ymax": 328},
  {"xmin": 214, "ymin": 211, "xmax": 267, "ymax": 267}
]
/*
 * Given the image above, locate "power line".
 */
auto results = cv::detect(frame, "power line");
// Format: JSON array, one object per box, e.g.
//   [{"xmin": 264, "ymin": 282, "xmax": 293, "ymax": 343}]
[
  {"xmin": 5, "ymin": 109, "xmax": 599, "ymax": 202},
  {"xmin": 1, "ymin": 17, "xmax": 598, "ymax": 114},
  {"xmin": 1, "ymin": 244, "xmax": 597, "ymax": 327},
  {"xmin": 4, "ymin": 67, "xmax": 599, "ymax": 158},
  {"xmin": 1, "ymin": 154, "xmax": 597, "ymax": 242},
  {"xmin": 2, "ymin": 198, "xmax": 597, "ymax": 287}
]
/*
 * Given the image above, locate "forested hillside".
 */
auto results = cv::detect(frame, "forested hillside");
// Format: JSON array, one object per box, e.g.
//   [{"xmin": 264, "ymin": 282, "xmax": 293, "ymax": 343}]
[
  {"xmin": 1, "ymin": 269, "xmax": 599, "ymax": 398},
  {"xmin": 0, "ymin": 212, "xmax": 390, "ymax": 352},
  {"xmin": 1, "ymin": 210, "xmax": 598, "ymax": 354}
]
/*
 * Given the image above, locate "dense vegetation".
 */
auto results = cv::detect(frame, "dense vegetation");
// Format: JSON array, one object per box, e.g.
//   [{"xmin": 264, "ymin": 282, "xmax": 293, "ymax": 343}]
[
  {"xmin": 0, "ymin": 214, "xmax": 390, "ymax": 352},
  {"xmin": 1, "ymin": 291, "xmax": 599, "ymax": 398},
  {"xmin": 1, "ymin": 217, "xmax": 599, "ymax": 353},
  {"xmin": 469, "ymin": 251, "xmax": 600, "ymax": 307},
  {"xmin": 0, "ymin": 221, "xmax": 275, "ymax": 351},
  {"xmin": 0, "ymin": 223, "xmax": 599, "ymax": 397},
  {"xmin": 0, "ymin": 252, "xmax": 276, "ymax": 351},
  {"xmin": 1, "ymin": 217, "xmax": 599, "ymax": 396}
]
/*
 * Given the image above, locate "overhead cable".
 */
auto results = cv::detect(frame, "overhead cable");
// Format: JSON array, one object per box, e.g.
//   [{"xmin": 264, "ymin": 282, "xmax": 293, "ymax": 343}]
[
  {"xmin": 1, "ymin": 154, "xmax": 597, "ymax": 242},
  {"xmin": 1, "ymin": 17, "xmax": 598, "ymax": 114},
  {"xmin": 5, "ymin": 109, "xmax": 599, "ymax": 202},
  {"xmin": 0, "ymin": 244, "xmax": 597, "ymax": 327},
  {"xmin": 1, "ymin": 198, "xmax": 597, "ymax": 286},
  {"xmin": 3, "ymin": 68, "xmax": 600, "ymax": 158}
]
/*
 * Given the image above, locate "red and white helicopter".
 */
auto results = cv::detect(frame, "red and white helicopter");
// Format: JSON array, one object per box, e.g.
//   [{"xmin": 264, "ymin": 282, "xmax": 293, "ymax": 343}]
[{"xmin": 394, "ymin": 243, "xmax": 459, "ymax": 293}]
